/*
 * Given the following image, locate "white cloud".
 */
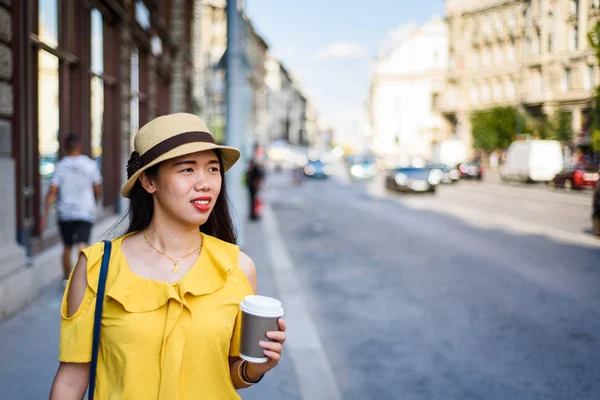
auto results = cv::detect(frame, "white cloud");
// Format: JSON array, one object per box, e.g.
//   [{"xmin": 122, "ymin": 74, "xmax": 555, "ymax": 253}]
[{"xmin": 315, "ymin": 41, "xmax": 370, "ymax": 61}]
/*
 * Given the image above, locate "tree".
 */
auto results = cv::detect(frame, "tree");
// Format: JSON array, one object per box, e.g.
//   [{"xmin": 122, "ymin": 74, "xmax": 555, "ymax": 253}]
[
  {"xmin": 587, "ymin": 22, "xmax": 600, "ymax": 152},
  {"xmin": 471, "ymin": 107, "xmax": 521, "ymax": 153},
  {"xmin": 554, "ymin": 111, "xmax": 573, "ymax": 144}
]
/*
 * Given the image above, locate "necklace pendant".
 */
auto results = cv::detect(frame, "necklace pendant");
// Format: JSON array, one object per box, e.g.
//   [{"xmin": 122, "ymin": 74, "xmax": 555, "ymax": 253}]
[{"xmin": 172, "ymin": 259, "xmax": 180, "ymax": 274}]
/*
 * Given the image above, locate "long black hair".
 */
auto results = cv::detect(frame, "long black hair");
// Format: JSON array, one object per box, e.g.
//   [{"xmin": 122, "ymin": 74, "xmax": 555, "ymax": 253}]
[{"xmin": 124, "ymin": 150, "xmax": 238, "ymax": 244}]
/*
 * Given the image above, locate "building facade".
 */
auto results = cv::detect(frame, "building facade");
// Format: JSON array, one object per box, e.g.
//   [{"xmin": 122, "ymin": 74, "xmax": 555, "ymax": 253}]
[
  {"xmin": 0, "ymin": 0, "xmax": 194, "ymax": 319},
  {"xmin": 442, "ymin": 0, "xmax": 600, "ymax": 155},
  {"xmin": 193, "ymin": 0, "xmax": 270, "ymax": 154},
  {"xmin": 369, "ymin": 16, "xmax": 448, "ymax": 162}
]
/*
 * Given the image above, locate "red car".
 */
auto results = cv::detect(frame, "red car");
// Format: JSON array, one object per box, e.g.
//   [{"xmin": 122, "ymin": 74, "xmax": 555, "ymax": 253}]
[{"xmin": 548, "ymin": 165, "xmax": 599, "ymax": 191}]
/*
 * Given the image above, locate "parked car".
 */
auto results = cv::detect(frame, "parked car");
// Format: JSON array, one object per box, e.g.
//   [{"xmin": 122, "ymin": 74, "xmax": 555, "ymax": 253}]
[
  {"xmin": 593, "ymin": 182, "xmax": 600, "ymax": 237},
  {"xmin": 304, "ymin": 159, "xmax": 331, "ymax": 179},
  {"xmin": 548, "ymin": 165, "xmax": 600, "ymax": 191},
  {"xmin": 385, "ymin": 167, "xmax": 439, "ymax": 193},
  {"xmin": 427, "ymin": 163, "xmax": 460, "ymax": 184},
  {"xmin": 348, "ymin": 155, "xmax": 378, "ymax": 180},
  {"xmin": 500, "ymin": 139, "xmax": 563, "ymax": 182},
  {"xmin": 458, "ymin": 159, "xmax": 484, "ymax": 180}
]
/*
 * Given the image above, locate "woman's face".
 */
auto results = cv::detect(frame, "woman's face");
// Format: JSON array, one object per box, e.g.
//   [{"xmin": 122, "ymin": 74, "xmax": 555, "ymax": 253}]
[{"xmin": 143, "ymin": 150, "xmax": 222, "ymax": 227}]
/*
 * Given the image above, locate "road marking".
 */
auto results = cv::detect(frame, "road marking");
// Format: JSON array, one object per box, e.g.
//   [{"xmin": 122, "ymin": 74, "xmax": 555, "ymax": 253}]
[
  {"xmin": 396, "ymin": 197, "xmax": 600, "ymax": 249},
  {"xmin": 463, "ymin": 182, "xmax": 592, "ymax": 206},
  {"xmin": 262, "ymin": 204, "xmax": 343, "ymax": 400}
]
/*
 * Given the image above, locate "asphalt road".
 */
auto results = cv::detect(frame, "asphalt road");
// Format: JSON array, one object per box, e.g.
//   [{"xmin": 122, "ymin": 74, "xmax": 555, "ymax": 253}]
[{"xmin": 268, "ymin": 169, "xmax": 600, "ymax": 400}]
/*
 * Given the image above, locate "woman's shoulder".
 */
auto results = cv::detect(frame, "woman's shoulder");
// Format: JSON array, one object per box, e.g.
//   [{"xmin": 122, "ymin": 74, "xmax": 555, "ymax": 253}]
[
  {"xmin": 79, "ymin": 235, "xmax": 129, "ymax": 288},
  {"xmin": 202, "ymin": 234, "xmax": 256, "ymax": 292}
]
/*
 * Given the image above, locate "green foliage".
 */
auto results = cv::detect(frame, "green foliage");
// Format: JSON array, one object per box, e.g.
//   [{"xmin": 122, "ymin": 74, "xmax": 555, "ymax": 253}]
[
  {"xmin": 470, "ymin": 107, "xmax": 521, "ymax": 152},
  {"xmin": 554, "ymin": 111, "xmax": 573, "ymax": 143},
  {"xmin": 592, "ymin": 129, "xmax": 600, "ymax": 152},
  {"xmin": 588, "ymin": 22, "xmax": 600, "ymax": 152}
]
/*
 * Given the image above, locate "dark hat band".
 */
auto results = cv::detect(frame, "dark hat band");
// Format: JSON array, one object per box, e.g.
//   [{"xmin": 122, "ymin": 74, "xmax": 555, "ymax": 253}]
[{"xmin": 140, "ymin": 131, "xmax": 215, "ymax": 166}]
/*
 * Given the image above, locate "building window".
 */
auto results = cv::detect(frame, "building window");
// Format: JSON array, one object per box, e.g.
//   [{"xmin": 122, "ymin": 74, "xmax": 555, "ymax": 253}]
[
  {"xmin": 547, "ymin": 34, "xmax": 553, "ymax": 53},
  {"xmin": 484, "ymin": 15, "xmax": 492, "ymax": 36},
  {"xmin": 482, "ymin": 83, "xmax": 491, "ymax": 103},
  {"xmin": 493, "ymin": 81, "xmax": 502, "ymax": 101},
  {"xmin": 562, "ymin": 67, "xmax": 572, "ymax": 91},
  {"xmin": 130, "ymin": 48, "xmax": 141, "ymax": 148},
  {"xmin": 508, "ymin": 40, "xmax": 515, "ymax": 61},
  {"xmin": 472, "ymin": 50, "xmax": 479, "ymax": 68},
  {"xmin": 507, "ymin": 78, "xmax": 515, "ymax": 99},
  {"xmin": 449, "ymin": 50, "xmax": 457, "ymax": 69},
  {"xmin": 38, "ymin": 50, "xmax": 60, "ymax": 212},
  {"xmin": 39, "ymin": 0, "xmax": 59, "ymax": 48},
  {"xmin": 533, "ymin": 31, "xmax": 541, "ymax": 54},
  {"xmin": 431, "ymin": 93, "xmax": 439, "ymax": 111},
  {"xmin": 483, "ymin": 46, "xmax": 491, "ymax": 66},
  {"xmin": 570, "ymin": 27, "xmax": 578, "ymax": 50},
  {"xmin": 90, "ymin": 9, "xmax": 104, "ymax": 170},
  {"xmin": 496, "ymin": 14, "xmax": 503, "ymax": 34},
  {"xmin": 586, "ymin": 64, "xmax": 595, "ymax": 90},
  {"xmin": 470, "ymin": 84, "xmax": 479, "ymax": 103},
  {"xmin": 508, "ymin": 9, "xmax": 517, "ymax": 31},
  {"xmin": 136, "ymin": 1, "xmax": 151, "ymax": 30},
  {"xmin": 570, "ymin": 0, "xmax": 579, "ymax": 16},
  {"xmin": 494, "ymin": 45, "xmax": 503, "ymax": 64},
  {"xmin": 531, "ymin": 68, "xmax": 543, "ymax": 93}
]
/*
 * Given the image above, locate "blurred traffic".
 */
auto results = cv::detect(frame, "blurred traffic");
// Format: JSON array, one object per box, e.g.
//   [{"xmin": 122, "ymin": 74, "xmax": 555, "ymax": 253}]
[{"xmin": 264, "ymin": 137, "xmax": 600, "ymax": 238}]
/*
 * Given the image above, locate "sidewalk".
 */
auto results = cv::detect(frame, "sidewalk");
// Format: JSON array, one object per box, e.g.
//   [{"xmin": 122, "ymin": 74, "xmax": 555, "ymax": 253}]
[{"xmin": 0, "ymin": 216, "xmax": 303, "ymax": 399}]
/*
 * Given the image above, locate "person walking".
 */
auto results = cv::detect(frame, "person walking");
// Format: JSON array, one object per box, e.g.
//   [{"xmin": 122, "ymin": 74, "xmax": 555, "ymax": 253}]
[
  {"xmin": 246, "ymin": 158, "xmax": 265, "ymax": 220},
  {"xmin": 41, "ymin": 134, "xmax": 103, "ymax": 287},
  {"xmin": 49, "ymin": 113, "xmax": 287, "ymax": 399}
]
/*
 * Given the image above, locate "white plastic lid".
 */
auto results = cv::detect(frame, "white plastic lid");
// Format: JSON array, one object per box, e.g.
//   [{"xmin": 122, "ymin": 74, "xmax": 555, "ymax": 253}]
[{"xmin": 240, "ymin": 295, "xmax": 284, "ymax": 318}]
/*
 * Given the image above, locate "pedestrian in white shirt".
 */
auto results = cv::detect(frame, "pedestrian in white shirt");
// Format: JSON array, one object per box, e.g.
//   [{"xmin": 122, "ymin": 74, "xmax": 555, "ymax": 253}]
[{"xmin": 41, "ymin": 134, "xmax": 103, "ymax": 287}]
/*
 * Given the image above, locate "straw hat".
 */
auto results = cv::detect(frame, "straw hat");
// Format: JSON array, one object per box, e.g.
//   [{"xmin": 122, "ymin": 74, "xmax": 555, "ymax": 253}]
[{"xmin": 121, "ymin": 113, "xmax": 240, "ymax": 198}]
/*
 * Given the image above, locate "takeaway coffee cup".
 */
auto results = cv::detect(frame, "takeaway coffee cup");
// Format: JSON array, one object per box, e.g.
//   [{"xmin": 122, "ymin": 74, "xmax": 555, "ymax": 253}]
[{"xmin": 239, "ymin": 295, "xmax": 284, "ymax": 363}]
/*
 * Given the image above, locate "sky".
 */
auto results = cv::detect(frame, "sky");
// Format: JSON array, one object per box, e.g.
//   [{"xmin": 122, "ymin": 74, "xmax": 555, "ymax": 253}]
[{"xmin": 245, "ymin": 0, "xmax": 445, "ymax": 145}]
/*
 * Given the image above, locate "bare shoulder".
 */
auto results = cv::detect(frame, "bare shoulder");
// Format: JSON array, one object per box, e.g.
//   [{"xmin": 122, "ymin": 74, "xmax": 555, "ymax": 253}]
[
  {"xmin": 238, "ymin": 251, "xmax": 257, "ymax": 293},
  {"xmin": 66, "ymin": 252, "xmax": 89, "ymax": 318}
]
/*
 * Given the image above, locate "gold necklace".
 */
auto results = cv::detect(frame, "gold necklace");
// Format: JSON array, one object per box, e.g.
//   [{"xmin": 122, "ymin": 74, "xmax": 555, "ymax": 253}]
[{"xmin": 142, "ymin": 230, "xmax": 201, "ymax": 274}]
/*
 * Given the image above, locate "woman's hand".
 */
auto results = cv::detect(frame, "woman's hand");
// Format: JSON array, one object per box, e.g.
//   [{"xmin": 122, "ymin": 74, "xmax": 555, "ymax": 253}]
[{"xmin": 246, "ymin": 318, "xmax": 287, "ymax": 378}]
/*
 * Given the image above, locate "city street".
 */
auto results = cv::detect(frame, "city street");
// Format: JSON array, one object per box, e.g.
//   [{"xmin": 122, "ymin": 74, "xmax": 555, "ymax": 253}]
[
  {"xmin": 267, "ymin": 168, "xmax": 600, "ymax": 400},
  {"xmin": 1, "ymin": 168, "xmax": 599, "ymax": 400}
]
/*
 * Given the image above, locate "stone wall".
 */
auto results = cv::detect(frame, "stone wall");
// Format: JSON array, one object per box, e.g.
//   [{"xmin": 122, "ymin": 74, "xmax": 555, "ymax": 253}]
[{"xmin": 0, "ymin": 1, "xmax": 35, "ymax": 321}]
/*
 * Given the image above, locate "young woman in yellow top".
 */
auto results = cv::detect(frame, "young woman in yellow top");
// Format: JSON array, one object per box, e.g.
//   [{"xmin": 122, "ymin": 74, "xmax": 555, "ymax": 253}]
[{"xmin": 49, "ymin": 113, "xmax": 287, "ymax": 399}]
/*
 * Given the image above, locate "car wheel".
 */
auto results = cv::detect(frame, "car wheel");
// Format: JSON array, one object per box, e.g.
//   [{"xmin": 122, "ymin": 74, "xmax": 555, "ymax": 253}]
[
  {"xmin": 547, "ymin": 181, "xmax": 556, "ymax": 191},
  {"xmin": 564, "ymin": 179, "xmax": 573, "ymax": 192},
  {"xmin": 594, "ymin": 215, "xmax": 600, "ymax": 237}
]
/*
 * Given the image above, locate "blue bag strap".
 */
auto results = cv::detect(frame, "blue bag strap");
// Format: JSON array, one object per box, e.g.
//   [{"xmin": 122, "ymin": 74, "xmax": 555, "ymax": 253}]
[{"xmin": 88, "ymin": 240, "xmax": 112, "ymax": 400}]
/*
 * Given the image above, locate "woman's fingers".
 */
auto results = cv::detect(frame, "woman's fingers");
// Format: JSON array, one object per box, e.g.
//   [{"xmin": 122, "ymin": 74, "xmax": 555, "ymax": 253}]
[
  {"xmin": 265, "ymin": 331, "xmax": 286, "ymax": 343},
  {"xmin": 260, "ymin": 340, "xmax": 282, "ymax": 353},
  {"xmin": 277, "ymin": 318, "xmax": 287, "ymax": 332},
  {"xmin": 263, "ymin": 349, "xmax": 281, "ymax": 362}
]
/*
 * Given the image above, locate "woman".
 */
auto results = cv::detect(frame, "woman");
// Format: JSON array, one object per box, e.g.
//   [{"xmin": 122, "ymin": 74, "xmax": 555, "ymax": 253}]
[{"xmin": 49, "ymin": 113, "xmax": 287, "ymax": 399}]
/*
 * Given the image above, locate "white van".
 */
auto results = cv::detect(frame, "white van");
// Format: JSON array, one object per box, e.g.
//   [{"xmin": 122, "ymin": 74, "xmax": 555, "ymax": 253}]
[
  {"xmin": 430, "ymin": 140, "xmax": 468, "ymax": 167},
  {"xmin": 500, "ymin": 140, "xmax": 564, "ymax": 182}
]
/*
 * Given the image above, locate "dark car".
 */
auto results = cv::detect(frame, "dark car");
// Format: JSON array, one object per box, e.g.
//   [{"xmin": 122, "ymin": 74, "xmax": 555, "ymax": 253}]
[
  {"xmin": 385, "ymin": 167, "xmax": 439, "ymax": 193},
  {"xmin": 593, "ymin": 182, "xmax": 600, "ymax": 237},
  {"xmin": 548, "ymin": 164, "xmax": 599, "ymax": 191},
  {"xmin": 426, "ymin": 163, "xmax": 460, "ymax": 184},
  {"xmin": 458, "ymin": 159, "xmax": 484, "ymax": 180},
  {"xmin": 304, "ymin": 159, "xmax": 330, "ymax": 179}
]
